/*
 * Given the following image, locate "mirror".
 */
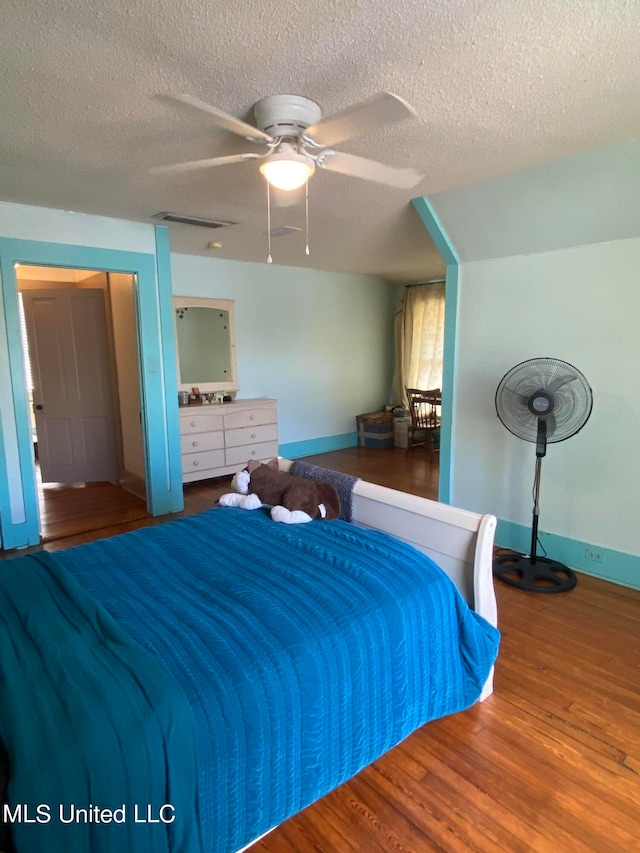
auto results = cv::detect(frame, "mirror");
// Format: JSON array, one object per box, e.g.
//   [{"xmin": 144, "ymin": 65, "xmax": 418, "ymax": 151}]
[{"xmin": 173, "ymin": 297, "xmax": 238, "ymax": 393}]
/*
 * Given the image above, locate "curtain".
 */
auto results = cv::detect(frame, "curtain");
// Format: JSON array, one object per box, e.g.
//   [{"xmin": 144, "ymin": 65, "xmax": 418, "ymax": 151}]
[{"xmin": 392, "ymin": 282, "xmax": 445, "ymax": 403}]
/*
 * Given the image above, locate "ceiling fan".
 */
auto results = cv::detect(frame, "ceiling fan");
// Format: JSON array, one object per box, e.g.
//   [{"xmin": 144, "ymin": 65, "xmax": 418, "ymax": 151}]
[{"xmin": 152, "ymin": 92, "xmax": 423, "ymax": 190}]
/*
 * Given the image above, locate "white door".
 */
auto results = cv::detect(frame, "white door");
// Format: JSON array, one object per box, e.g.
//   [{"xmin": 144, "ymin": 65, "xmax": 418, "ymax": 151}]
[{"xmin": 21, "ymin": 288, "xmax": 119, "ymax": 484}]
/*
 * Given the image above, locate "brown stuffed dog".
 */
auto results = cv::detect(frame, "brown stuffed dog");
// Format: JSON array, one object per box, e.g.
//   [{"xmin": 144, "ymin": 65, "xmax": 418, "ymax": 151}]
[{"xmin": 219, "ymin": 458, "xmax": 341, "ymax": 524}]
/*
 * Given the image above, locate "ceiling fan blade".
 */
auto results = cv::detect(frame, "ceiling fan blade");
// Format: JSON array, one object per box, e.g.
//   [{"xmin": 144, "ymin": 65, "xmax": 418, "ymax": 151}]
[
  {"xmin": 316, "ymin": 150, "xmax": 423, "ymax": 189},
  {"xmin": 302, "ymin": 92, "xmax": 417, "ymax": 148},
  {"xmin": 155, "ymin": 94, "xmax": 274, "ymax": 144},
  {"xmin": 150, "ymin": 152, "xmax": 263, "ymax": 175}
]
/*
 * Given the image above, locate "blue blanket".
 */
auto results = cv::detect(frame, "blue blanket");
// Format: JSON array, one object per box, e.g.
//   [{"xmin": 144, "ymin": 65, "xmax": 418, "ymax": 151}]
[
  {"xmin": 0, "ymin": 551, "xmax": 201, "ymax": 853},
  {"xmin": 1, "ymin": 507, "xmax": 499, "ymax": 853}
]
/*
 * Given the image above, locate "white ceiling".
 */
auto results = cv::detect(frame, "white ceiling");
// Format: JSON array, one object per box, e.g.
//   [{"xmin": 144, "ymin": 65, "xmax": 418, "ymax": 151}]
[{"xmin": 1, "ymin": 0, "xmax": 638, "ymax": 283}]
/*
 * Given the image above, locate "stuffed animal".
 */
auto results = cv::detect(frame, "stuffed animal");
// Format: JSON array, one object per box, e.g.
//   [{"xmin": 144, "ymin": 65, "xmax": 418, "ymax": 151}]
[{"xmin": 219, "ymin": 458, "xmax": 341, "ymax": 524}]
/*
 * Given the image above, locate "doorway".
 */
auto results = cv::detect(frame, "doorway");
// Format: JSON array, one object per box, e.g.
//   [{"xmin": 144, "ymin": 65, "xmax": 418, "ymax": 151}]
[
  {"xmin": 0, "ymin": 233, "xmax": 184, "ymax": 550},
  {"xmin": 16, "ymin": 264, "xmax": 150, "ymax": 541}
]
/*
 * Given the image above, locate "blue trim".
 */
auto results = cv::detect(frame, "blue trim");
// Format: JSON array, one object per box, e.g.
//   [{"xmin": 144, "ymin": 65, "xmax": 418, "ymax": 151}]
[
  {"xmin": 411, "ymin": 197, "xmax": 460, "ymax": 506},
  {"xmin": 412, "ymin": 198, "xmax": 459, "ymax": 265},
  {"xmin": 152, "ymin": 225, "xmax": 183, "ymax": 514},
  {"xmin": 0, "ymin": 237, "xmax": 181, "ymax": 550},
  {"xmin": 0, "ymin": 375, "xmax": 6, "ymax": 543},
  {"xmin": 438, "ymin": 263, "xmax": 458, "ymax": 505},
  {"xmin": 279, "ymin": 432, "xmax": 358, "ymax": 459},
  {"xmin": 496, "ymin": 519, "xmax": 640, "ymax": 591},
  {"xmin": 0, "ymin": 252, "xmax": 39, "ymax": 547}
]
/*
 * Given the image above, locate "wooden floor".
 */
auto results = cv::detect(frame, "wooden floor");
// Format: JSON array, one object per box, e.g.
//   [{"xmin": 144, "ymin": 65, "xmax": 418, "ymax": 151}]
[
  {"xmin": 20, "ymin": 447, "xmax": 438, "ymax": 553},
  {"xmin": 5, "ymin": 447, "xmax": 640, "ymax": 851},
  {"xmin": 298, "ymin": 445, "xmax": 440, "ymax": 500},
  {"xmin": 37, "ymin": 479, "xmax": 151, "ymax": 542}
]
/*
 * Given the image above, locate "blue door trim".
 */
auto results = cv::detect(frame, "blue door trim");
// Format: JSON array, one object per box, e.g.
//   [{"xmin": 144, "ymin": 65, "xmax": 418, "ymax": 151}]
[
  {"xmin": 0, "ymin": 233, "xmax": 182, "ymax": 550},
  {"xmin": 411, "ymin": 197, "xmax": 460, "ymax": 505},
  {"xmin": 150, "ymin": 225, "xmax": 183, "ymax": 513}
]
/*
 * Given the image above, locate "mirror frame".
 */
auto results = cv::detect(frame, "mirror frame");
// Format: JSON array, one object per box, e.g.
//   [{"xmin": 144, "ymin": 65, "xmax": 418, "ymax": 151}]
[{"xmin": 173, "ymin": 296, "xmax": 238, "ymax": 394}]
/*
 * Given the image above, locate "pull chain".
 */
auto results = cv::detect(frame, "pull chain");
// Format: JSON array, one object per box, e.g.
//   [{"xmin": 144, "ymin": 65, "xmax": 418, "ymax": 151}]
[
  {"xmin": 305, "ymin": 179, "xmax": 310, "ymax": 256},
  {"xmin": 266, "ymin": 181, "xmax": 273, "ymax": 263},
  {"xmin": 266, "ymin": 178, "xmax": 310, "ymax": 261}
]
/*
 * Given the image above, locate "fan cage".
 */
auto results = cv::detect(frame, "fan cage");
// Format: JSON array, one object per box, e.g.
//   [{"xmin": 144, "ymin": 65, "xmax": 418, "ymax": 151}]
[{"xmin": 495, "ymin": 357, "xmax": 593, "ymax": 444}]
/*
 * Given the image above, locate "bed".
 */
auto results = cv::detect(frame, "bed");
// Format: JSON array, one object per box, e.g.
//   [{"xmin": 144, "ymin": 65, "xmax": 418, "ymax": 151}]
[{"xmin": 0, "ymin": 460, "xmax": 499, "ymax": 853}]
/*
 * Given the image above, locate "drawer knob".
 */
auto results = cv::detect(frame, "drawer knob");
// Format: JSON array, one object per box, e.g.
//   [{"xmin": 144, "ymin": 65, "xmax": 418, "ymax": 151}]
[
  {"xmin": 250, "ymin": 414, "xmax": 255, "ymax": 421},
  {"xmin": 251, "ymin": 432, "xmax": 256, "ymax": 439},
  {"xmin": 190, "ymin": 421, "xmax": 197, "ymax": 427},
  {"xmin": 193, "ymin": 460, "xmax": 199, "ymax": 467},
  {"xmin": 192, "ymin": 440, "xmax": 199, "ymax": 447},
  {"xmin": 251, "ymin": 449, "xmax": 257, "ymax": 456}
]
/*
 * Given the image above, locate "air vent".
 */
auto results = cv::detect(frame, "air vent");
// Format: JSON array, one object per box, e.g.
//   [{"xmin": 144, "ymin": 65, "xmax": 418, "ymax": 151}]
[
  {"xmin": 152, "ymin": 212, "xmax": 237, "ymax": 229},
  {"xmin": 269, "ymin": 225, "xmax": 302, "ymax": 238}
]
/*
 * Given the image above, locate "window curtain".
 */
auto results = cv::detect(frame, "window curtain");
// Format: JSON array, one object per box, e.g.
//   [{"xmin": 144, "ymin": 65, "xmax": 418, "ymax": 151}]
[{"xmin": 392, "ymin": 282, "xmax": 445, "ymax": 403}]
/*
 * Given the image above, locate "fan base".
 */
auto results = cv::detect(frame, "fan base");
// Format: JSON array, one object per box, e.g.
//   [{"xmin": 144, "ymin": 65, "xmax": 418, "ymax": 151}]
[
  {"xmin": 253, "ymin": 95, "xmax": 321, "ymax": 137},
  {"xmin": 493, "ymin": 553, "xmax": 577, "ymax": 593}
]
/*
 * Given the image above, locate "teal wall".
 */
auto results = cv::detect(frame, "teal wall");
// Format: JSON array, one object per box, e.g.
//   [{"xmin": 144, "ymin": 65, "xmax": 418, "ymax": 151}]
[
  {"xmin": 0, "ymin": 201, "xmax": 398, "ymax": 547},
  {"xmin": 428, "ymin": 139, "xmax": 640, "ymax": 262},
  {"xmin": 419, "ymin": 141, "xmax": 640, "ymax": 590},
  {"xmin": 170, "ymin": 253, "xmax": 398, "ymax": 454}
]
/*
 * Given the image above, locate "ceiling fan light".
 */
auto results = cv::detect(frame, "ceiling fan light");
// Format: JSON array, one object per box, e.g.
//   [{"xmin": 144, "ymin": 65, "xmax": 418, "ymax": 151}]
[{"xmin": 259, "ymin": 145, "xmax": 315, "ymax": 191}]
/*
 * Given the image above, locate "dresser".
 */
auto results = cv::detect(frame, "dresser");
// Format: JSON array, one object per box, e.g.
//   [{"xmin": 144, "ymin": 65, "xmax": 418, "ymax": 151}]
[{"xmin": 179, "ymin": 398, "xmax": 278, "ymax": 483}]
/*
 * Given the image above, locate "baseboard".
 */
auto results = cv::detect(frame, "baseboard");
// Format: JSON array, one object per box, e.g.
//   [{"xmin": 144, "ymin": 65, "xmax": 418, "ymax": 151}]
[
  {"xmin": 119, "ymin": 471, "xmax": 147, "ymax": 501},
  {"xmin": 496, "ymin": 518, "xmax": 640, "ymax": 591},
  {"xmin": 279, "ymin": 432, "xmax": 358, "ymax": 459}
]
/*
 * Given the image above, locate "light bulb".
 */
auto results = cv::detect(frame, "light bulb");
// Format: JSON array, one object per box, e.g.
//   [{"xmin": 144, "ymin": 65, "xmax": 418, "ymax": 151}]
[{"xmin": 259, "ymin": 144, "xmax": 315, "ymax": 191}]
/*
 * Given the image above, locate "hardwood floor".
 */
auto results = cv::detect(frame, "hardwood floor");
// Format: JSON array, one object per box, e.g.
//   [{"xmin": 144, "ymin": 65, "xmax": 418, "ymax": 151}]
[
  {"xmin": 38, "ymin": 479, "xmax": 151, "ymax": 542},
  {"xmin": 17, "ymin": 447, "xmax": 438, "ymax": 553},
  {"xmin": 251, "ymin": 571, "xmax": 640, "ymax": 853},
  {"xmin": 299, "ymin": 446, "xmax": 440, "ymax": 499},
  {"xmin": 4, "ymin": 448, "xmax": 639, "ymax": 851}
]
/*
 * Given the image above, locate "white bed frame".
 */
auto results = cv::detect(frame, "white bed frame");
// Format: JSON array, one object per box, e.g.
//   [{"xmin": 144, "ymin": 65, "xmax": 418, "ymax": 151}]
[
  {"xmin": 279, "ymin": 459, "xmax": 498, "ymax": 701},
  {"xmin": 237, "ymin": 462, "xmax": 499, "ymax": 853}
]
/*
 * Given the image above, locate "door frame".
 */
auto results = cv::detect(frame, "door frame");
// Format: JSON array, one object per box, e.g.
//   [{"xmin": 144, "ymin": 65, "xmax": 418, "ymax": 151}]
[
  {"xmin": 411, "ymin": 197, "xmax": 458, "ymax": 505},
  {"xmin": 0, "ymin": 228, "xmax": 183, "ymax": 549}
]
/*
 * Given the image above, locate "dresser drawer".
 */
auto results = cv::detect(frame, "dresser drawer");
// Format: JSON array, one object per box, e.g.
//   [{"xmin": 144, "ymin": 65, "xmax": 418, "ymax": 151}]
[
  {"xmin": 224, "ymin": 407, "xmax": 275, "ymax": 431},
  {"xmin": 180, "ymin": 431, "xmax": 224, "ymax": 455},
  {"xmin": 180, "ymin": 412, "xmax": 225, "ymax": 435},
  {"xmin": 225, "ymin": 440, "xmax": 279, "ymax": 468},
  {"xmin": 179, "ymin": 399, "xmax": 277, "ymax": 484},
  {"xmin": 181, "ymin": 448, "xmax": 225, "ymax": 476},
  {"xmin": 225, "ymin": 423, "xmax": 278, "ymax": 449}
]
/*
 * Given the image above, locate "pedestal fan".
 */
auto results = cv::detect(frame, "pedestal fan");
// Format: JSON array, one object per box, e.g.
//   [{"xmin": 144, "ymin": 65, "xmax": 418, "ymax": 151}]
[{"xmin": 494, "ymin": 357, "xmax": 593, "ymax": 593}]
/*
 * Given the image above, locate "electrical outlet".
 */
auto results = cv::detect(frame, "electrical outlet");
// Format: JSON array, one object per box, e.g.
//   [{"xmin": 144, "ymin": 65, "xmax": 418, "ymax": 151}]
[{"xmin": 584, "ymin": 547, "xmax": 604, "ymax": 564}]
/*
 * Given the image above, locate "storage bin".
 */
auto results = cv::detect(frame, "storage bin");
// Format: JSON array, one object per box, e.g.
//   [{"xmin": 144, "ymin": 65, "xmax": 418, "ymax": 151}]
[
  {"xmin": 356, "ymin": 411, "xmax": 395, "ymax": 449},
  {"xmin": 394, "ymin": 416, "xmax": 411, "ymax": 449}
]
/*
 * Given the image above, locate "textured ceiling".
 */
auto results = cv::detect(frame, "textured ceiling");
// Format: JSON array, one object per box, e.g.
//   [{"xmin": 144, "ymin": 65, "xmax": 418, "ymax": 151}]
[{"xmin": 0, "ymin": 0, "xmax": 638, "ymax": 282}]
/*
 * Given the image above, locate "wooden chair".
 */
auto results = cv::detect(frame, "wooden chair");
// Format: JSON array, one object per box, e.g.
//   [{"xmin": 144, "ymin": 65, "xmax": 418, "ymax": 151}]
[{"xmin": 405, "ymin": 388, "xmax": 441, "ymax": 460}]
